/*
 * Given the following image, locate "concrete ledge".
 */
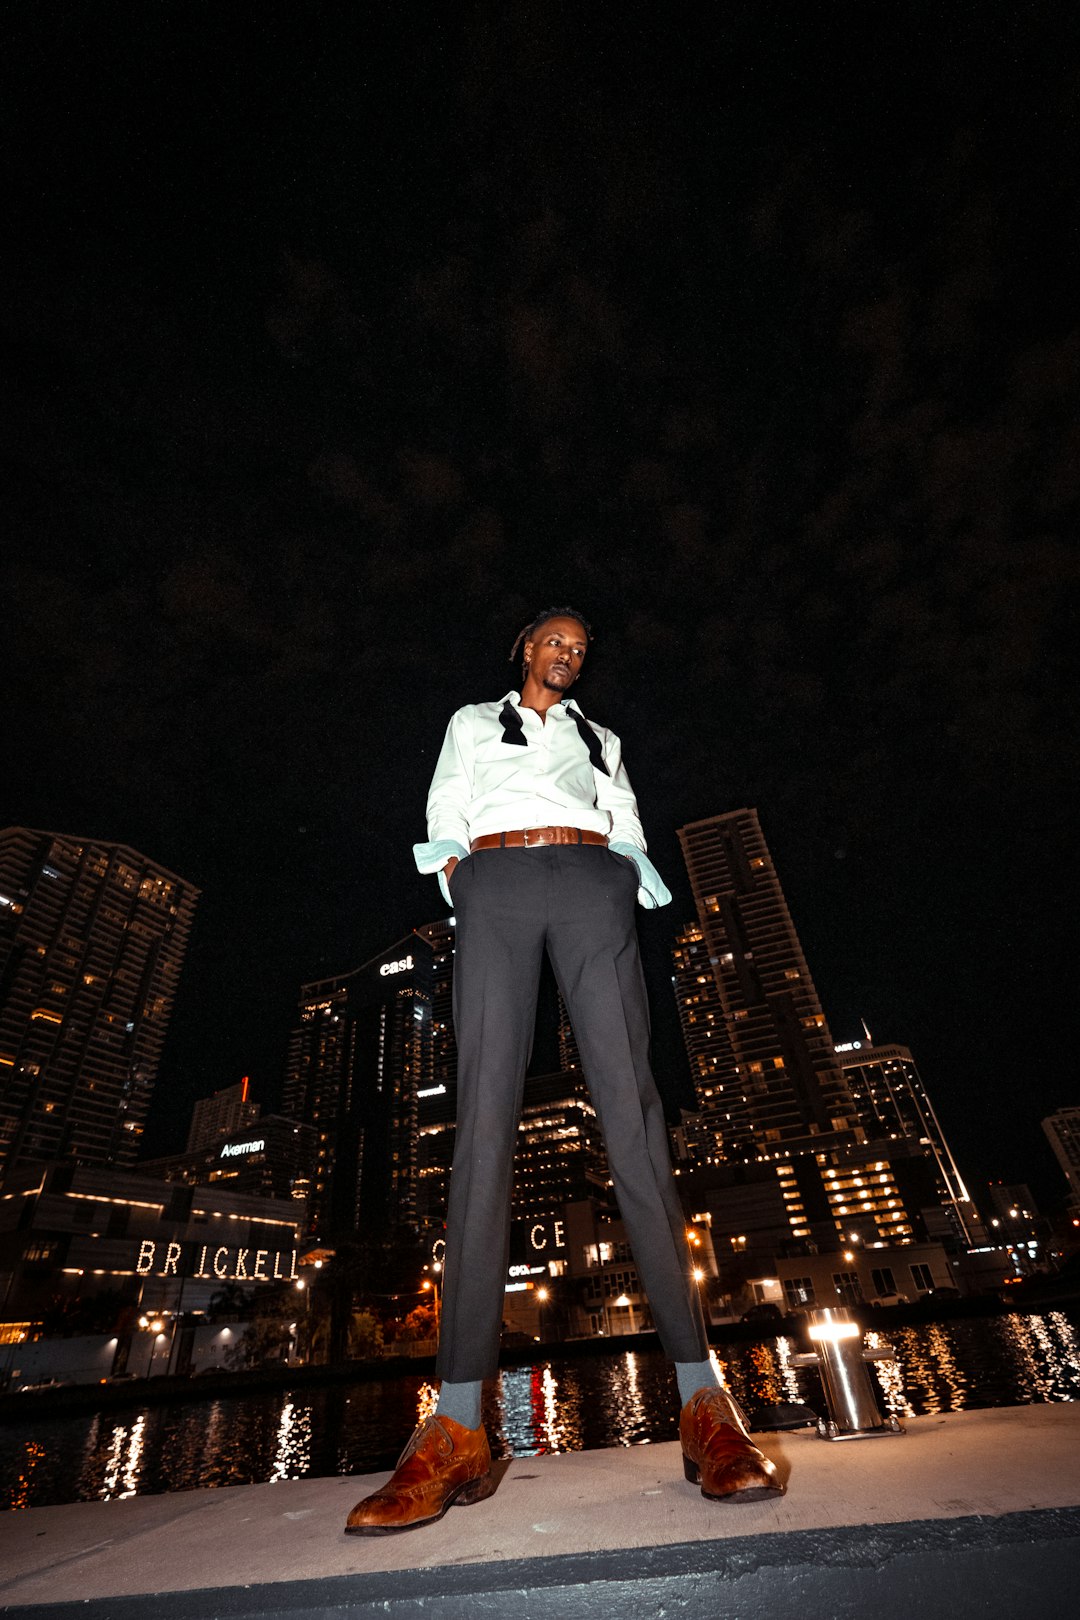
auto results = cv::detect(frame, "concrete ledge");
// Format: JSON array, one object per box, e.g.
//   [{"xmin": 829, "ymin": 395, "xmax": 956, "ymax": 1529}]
[
  {"xmin": 1, "ymin": 1510, "xmax": 1078, "ymax": 1620},
  {"xmin": 2, "ymin": 1405, "xmax": 1079, "ymax": 1619}
]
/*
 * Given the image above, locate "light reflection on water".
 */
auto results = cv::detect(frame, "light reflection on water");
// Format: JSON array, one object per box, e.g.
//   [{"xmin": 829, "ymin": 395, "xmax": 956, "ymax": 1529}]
[
  {"xmin": 99, "ymin": 1412, "xmax": 145, "ymax": 1500},
  {"xmin": 269, "ymin": 1400, "xmax": 311, "ymax": 1484},
  {"xmin": 776, "ymin": 1336, "xmax": 804, "ymax": 1405},
  {"xmin": 2, "ymin": 1308, "xmax": 1077, "ymax": 1511},
  {"xmin": 865, "ymin": 1330, "xmax": 916, "ymax": 1420}
]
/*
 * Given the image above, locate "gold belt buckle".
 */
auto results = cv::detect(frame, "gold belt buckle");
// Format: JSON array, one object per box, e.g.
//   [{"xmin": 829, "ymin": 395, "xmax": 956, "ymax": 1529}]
[{"xmin": 522, "ymin": 828, "xmax": 534, "ymax": 847}]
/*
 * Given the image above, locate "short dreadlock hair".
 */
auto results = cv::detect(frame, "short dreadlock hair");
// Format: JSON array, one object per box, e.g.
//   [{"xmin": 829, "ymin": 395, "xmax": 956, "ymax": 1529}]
[{"xmin": 509, "ymin": 607, "xmax": 593, "ymax": 677}]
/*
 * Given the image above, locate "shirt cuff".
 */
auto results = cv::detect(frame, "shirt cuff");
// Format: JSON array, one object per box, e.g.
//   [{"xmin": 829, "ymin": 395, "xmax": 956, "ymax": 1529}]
[
  {"xmin": 414, "ymin": 839, "xmax": 470, "ymax": 908},
  {"xmin": 609, "ymin": 841, "xmax": 672, "ymax": 909},
  {"xmin": 414, "ymin": 838, "xmax": 469, "ymax": 874}
]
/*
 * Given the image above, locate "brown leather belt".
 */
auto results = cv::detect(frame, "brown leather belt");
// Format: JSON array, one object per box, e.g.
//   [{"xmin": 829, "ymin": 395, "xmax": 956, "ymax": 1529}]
[{"xmin": 470, "ymin": 827, "xmax": 608, "ymax": 852}]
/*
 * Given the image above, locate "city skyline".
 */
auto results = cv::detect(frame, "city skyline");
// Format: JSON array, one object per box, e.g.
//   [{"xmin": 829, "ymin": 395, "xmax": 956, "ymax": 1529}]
[
  {"xmin": 132, "ymin": 803, "xmax": 1075, "ymax": 1223},
  {"xmin": 4, "ymin": 809, "xmax": 1069, "ymax": 1221},
  {"xmin": 5, "ymin": 9, "xmax": 1076, "ymax": 1209}
]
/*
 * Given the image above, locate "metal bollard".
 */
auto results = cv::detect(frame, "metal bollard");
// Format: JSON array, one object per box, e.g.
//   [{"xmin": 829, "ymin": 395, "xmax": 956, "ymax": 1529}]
[{"xmin": 790, "ymin": 1307, "xmax": 904, "ymax": 1441}]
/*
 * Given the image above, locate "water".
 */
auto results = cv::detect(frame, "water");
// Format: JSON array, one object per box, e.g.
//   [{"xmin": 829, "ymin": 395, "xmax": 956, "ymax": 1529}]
[{"xmin": 4, "ymin": 1308, "xmax": 1079, "ymax": 1511}]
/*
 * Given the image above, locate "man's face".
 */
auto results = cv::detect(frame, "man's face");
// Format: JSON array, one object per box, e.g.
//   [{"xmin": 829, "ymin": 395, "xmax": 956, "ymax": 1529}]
[{"xmin": 524, "ymin": 617, "xmax": 588, "ymax": 694}]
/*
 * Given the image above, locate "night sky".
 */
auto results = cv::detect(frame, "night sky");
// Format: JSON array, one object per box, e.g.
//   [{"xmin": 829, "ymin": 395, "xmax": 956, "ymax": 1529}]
[{"xmin": 4, "ymin": 6, "xmax": 1078, "ymax": 1205}]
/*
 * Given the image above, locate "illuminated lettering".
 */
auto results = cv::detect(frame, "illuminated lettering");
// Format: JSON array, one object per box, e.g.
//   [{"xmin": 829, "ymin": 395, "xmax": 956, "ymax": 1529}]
[
  {"xmin": 431, "ymin": 1238, "xmax": 446, "ymax": 1265},
  {"xmin": 529, "ymin": 1219, "xmax": 566, "ymax": 1252},
  {"xmin": 129, "ymin": 1241, "xmax": 297, "ymax": 1283},
  {"xmin": 379, "ymin": 955, "xmax": 414, "ymax": 977},
  {"xmin": 219, "ymin": 1138, "xmax": 265, "ymax": 1159}
]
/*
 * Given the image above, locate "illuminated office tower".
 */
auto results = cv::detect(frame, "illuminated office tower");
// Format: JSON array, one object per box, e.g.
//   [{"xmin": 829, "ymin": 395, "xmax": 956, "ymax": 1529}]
[
  {"xmin": 141, "ymin": 1113, "xmax": 317, "ymax": 1204},
  {"xmin": 0, "ymin": 827, "xmax": 199, "ymax": 1179},
  {"xmin": 676, "ymin": 809, "xmax": 858, "ymax": 1158},
  {"xmin": 556, "ymin": 994, "xmax": 581, "ymax": 1074},
  {"xmin": 1042, "ymin": 1108, "xmax": 1080, "ymax": 1204},
  {"xmin": 282, "ymin": 926, "xmax": 455, "ymax": 1239},
  {"xmin": 411, "ymin": 919, "xmax": 458, "ymax": 1234},
  {"xmin": 671, "ymin": 922, "xmax": 752, "ymax": 1164},
  {"xmin": 186, "ymin": 1076, "xmax": 260, "ymax": 1151},
  {"xmin": 836, "ymin": 1040, "xmax": 977, "ymax": 1242},
  {"xmin": 512, "ymin": 1069, "xmax": 609, "ymax": 1223}
]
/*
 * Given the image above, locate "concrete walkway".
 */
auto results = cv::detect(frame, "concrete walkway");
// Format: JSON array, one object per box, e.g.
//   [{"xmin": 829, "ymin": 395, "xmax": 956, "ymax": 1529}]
[{"xmin": 2, "ymin": 1404, "xmax": 1079, "ymax": 1617}]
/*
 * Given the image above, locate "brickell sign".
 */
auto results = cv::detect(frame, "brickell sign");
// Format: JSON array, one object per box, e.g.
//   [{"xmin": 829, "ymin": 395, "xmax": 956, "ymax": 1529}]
[{"xmin": 133, "ymin": 1239, "xmax": 299, "ymax": 1283}]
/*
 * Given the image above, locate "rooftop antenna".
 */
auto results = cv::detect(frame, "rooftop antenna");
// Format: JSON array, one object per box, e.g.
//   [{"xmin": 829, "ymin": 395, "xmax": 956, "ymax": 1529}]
[{"xmin": 860, "ymin": 1017, "xmax": 874, "ymax": 1045}]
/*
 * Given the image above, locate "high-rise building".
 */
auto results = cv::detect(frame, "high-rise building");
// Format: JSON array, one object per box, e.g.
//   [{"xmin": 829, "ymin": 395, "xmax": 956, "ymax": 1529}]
[
  {"xmin": 671, "ymin": 921, "xmax": 750, "ymax": 1164},
  {"xmin": 673, "ymin": 811, "xmax": 980, "ymax": 1259},
  {"xmin": 676, "ymin": 809, "xmax": 859, "ymax": 1159},
  {"xmin": 836, "ymin": 1040, "xmax": 978, "ymax": 1243},
  {"xmin": 984, "ymin": 1181, "xmax": 1038, "ymax": 1222},
  {"xmin": 281, "ymin": 926, "xmax": 455, "ymax": 1239},
  {"xmin": 556, "ymin": 993, "xmax": 581, "ymax": 1075},
  {"xmin": 412, "ymin": 920, "xmax": 458, "ymax": 1235},
  {"xmin": 1042, "ymin": 1108, "xmax": 1080, "ymax": 1204},
  {"xmin": 512, "ymin": 1070, "xmax": 609, "ymax": 1223},
  {"xmin": 0, "ymin": 827, "xmax": 199, "ymax": 1180},
  {"xmin": 186, "ymin": 1076, "xmax": 261, "ymax": 1151},
  {"xmin": 141, "ymin": 1113, "xmax": 317, "ymax": 1204}
]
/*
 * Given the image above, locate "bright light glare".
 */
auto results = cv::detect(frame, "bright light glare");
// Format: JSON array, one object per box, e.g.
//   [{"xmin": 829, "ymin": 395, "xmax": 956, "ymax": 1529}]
[{"xmin": 808, "ymin": 1321, "xmax": 861, "ymax": 1343}]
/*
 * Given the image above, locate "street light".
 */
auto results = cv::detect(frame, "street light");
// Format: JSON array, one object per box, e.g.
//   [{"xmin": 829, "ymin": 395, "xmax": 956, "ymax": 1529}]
[
  {"xmin": 422, "ymin": 1275, "xmax": 441, "ymax": 1330},
  {"xmin": 144, "ymin": 1322, "xmax": 167, "ymax": 1377},
  {"xmin": 293, "ymin": 1277, "xmax": 310, "ymax": 1361},
  {"xmin": 535, "ymin": 1284, "xmax": 549, "ymax": 1341}
]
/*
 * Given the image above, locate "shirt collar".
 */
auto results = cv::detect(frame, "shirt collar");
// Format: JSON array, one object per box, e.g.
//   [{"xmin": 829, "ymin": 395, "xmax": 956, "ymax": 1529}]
[{"xmin": 503, "ymin": 690, "xmax": 581, "ymax": 717}]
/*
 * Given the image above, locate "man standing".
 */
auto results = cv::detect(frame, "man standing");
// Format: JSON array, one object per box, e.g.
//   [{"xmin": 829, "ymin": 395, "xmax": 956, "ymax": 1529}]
[{"xmin": 346, "ymin": 608, "xmax": 782, "ymax": 1534}]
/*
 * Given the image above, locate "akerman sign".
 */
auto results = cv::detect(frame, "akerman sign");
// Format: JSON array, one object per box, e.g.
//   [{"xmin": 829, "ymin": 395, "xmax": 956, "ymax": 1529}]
[{"xmin": 133, "ymin": 1239, "xmax": 299, "ymax": 1283}]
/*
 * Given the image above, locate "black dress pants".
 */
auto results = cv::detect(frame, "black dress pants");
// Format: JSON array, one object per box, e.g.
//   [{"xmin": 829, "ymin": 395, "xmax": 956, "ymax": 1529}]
[{"xmin": 435, "ymin": 842, "xmax": 708, "ymax": 1382}]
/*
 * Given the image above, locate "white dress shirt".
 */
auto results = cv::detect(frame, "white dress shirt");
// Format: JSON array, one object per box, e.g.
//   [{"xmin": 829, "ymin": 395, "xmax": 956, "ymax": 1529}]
[{"xmin": 414, "ymin": 692, "xmax": 672, "ymax": 909}]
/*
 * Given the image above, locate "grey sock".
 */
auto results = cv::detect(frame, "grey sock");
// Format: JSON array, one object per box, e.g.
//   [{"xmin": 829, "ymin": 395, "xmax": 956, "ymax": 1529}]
[
  {"xmin": 676, "ymin": 1358, "xmax": 721, "ymax": 1406},
  {"xmin": 436, "ymin": 1379, "xmax": 483, "ymax": 1430}
]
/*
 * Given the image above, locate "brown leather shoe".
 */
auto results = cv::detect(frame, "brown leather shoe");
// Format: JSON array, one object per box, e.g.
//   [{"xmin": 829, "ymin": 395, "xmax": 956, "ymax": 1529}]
[
  {"xmin": 344, "ymin": 1414, "xmax": 496, "ymax": 1535},
  {"xmin": 680, "ymin": 1387, "xmax": 785, "ymax": 1502}
]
